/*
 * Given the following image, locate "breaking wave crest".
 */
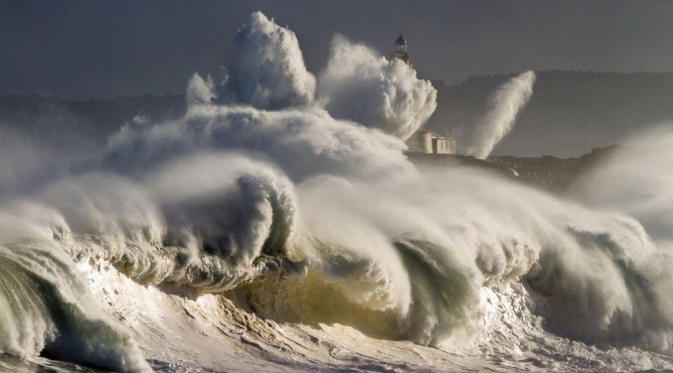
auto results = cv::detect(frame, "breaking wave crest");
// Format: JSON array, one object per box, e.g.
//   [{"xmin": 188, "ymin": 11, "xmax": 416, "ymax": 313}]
[{"xmin": 0, "ymin": 236, "xmax": 150, "ymax": 372}]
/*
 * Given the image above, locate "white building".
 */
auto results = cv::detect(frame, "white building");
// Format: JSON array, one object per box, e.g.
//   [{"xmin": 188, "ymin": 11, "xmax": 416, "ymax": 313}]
[{"xmin": 406, "ymin": 130, "xmax": 457, "ymax": 154}]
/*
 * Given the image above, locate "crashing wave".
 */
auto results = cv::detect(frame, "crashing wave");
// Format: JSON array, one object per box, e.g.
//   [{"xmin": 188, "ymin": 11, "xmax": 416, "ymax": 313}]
[{"xmin": 0, "ymin": 10, "xmax": 673, "ymax": 373}]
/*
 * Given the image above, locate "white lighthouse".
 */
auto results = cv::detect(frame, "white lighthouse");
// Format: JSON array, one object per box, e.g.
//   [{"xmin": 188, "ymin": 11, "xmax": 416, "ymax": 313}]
[{"xmin": 390, "ymin": 34, "xmax": 411, "ymax": 66}]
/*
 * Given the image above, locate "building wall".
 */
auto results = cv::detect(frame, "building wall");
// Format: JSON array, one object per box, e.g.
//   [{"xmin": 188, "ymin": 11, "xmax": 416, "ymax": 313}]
[
  {"xmin": 433, "ymin": 138, "xmax": 452, "ymax": 154},
  {"xmin": 407, "ymin": 130, "xmax": 457, "ymax": 154},
  {"xmin": 406, "ymin": 131, "xmax": 433, "ymax": 153},
  {"xmin": 447, "ymin": 138, "xmax": 457, "ymax": 154}
]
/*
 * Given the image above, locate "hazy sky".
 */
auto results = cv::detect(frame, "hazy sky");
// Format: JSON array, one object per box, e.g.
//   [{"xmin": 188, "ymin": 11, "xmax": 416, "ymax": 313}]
[{"xmin": 2, "ymin": 0, "xmax": 673, "ymax": 98}]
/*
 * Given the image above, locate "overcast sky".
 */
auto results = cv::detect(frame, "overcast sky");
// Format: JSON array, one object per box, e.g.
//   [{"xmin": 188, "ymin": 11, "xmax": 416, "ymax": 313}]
[{"xmin": 2, "ymin": 0, "xmax": 673, "ymax": 98}]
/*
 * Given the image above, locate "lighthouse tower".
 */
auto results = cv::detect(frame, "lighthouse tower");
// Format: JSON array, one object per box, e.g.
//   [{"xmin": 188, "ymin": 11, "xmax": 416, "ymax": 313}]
[{"xmin": 390, "ymin": 34, "xmax": 411, "ymax": 66}]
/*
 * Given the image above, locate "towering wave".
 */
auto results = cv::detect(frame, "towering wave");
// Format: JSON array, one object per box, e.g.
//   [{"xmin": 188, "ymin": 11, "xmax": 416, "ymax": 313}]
[
  {"xmin": 0, "ymin": 11, "xmax": 672, "ymax": 373},
  {"xmin": 191, "ymin": 11, "xmax": 316, "ymax": 109}
]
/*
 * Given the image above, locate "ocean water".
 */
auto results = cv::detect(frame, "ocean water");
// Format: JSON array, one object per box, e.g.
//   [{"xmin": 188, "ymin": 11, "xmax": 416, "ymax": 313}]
[{"xmin": 2, "ymin": 11, "xmax": 673, "ymax": 373}]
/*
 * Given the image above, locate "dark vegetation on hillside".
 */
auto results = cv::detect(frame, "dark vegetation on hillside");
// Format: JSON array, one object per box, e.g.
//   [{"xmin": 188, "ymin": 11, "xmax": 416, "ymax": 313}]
[
  {"xmin": 407, "ymin": 145, "xmax": 620, "ymax": 195},
  {"xmin": 426, "ymin": 71, "xmax": 673, "ymax": 157}
]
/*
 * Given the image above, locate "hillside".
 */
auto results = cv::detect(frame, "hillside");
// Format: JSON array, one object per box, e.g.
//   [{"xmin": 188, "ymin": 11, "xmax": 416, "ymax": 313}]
[{"xmin": 425, "ymin": 71, "xmax": 673, "ymax": 157}]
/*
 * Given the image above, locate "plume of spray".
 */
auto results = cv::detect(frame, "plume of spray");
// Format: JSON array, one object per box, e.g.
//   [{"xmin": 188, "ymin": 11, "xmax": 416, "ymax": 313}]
[
  {"xmin": 186, "ymin": 73, "xmax": 215, "ymax": 105},
  {"xmin": 201, "ymin": 12, "xmax": 316, "ymax": 109},
  {"xmin": 466, "ymin": 71, "xmax": 536, "ymax": 159},
  {"xmin": 317, "ymin": 35, "xmax": 437, "ymax": 140},
  {"xmin": 571, "ymin": 126, "xmax": 673, "ymax": 241}
]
